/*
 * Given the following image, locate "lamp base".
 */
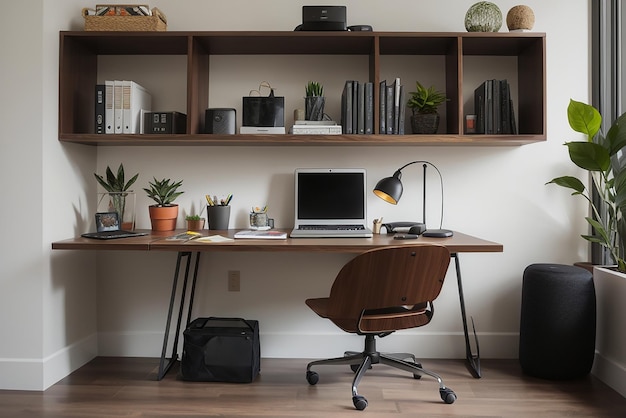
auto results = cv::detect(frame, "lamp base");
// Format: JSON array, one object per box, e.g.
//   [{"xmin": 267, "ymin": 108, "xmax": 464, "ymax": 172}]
[{"xmin": 422, "ymin": 229, "xmax": 453, "ymax": 238}]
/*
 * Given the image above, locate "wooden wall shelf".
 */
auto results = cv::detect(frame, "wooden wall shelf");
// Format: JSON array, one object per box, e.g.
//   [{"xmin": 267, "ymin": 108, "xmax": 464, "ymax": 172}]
[{"xmin": 59, "ymin": 31, "xmax": 546, "ymax": 147}]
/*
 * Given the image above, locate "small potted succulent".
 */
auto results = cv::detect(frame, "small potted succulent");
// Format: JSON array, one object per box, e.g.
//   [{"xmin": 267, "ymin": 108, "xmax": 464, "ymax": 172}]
[
  {"xmin": 143, "ymin": 177, "xmax": 184, "ymax": 231},
  {"xmin": 185, "ymin": 214, "xmax": 205, "ymax": 231},
  {"xmin": 407, "ymin": 81, "xmax": 448, "ymax": 134},
  {"xmin": 305, "ymin": 81, "xmax": 325, "ymax": 121}
]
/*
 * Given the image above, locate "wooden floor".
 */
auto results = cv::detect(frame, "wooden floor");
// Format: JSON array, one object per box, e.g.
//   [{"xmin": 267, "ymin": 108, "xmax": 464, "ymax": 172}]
[{"xmin": 0, "ymin": 357, "xmax": 625, "ymax": 417}]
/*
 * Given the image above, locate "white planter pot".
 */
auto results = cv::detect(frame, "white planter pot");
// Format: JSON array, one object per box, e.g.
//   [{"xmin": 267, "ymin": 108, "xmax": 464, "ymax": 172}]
[{"xmin": 592, "ymin": 266, "xmax": 626, "ymax": 398}]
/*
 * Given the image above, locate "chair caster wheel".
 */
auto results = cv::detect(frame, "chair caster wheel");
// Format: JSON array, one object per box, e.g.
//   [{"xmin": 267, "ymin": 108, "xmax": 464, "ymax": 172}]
[
  {"xmin": 440, "ymin": 387, "xmax": 457, "ymax": 404},
  {"xmin": 306, "ymin": 370, "xmax": 319, "ymax": 385},
  {"xmin": 353, "ymin": 395, "xmax": 368, "ymax": 410},
  {"xmin": 350, "ymin": 364, "xmax": 359, "ymax": 373},
  {"xmin": 409, "ymin": 361, "xmax": 422, "ymax": 379}
]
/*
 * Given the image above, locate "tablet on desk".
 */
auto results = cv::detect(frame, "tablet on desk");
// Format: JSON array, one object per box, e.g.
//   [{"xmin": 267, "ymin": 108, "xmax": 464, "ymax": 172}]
[{"xmin": 81, "ymin": 212, "xmax": 147, "ymax": 240}]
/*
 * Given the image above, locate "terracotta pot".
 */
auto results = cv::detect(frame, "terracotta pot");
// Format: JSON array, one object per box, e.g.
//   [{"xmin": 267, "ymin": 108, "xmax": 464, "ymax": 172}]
[
  {"xmin": 148, "ymin": 204, "xmax": 179, "ymax": 231},
  {"xmin": 186, "ymin": 219, "xmax": 205, "ymax": 231}
]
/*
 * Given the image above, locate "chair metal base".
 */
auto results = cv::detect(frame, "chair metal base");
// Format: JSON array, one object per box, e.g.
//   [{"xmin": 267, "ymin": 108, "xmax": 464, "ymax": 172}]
[{"xmin": 305, "ymin": 334, "xmax": 456, "ymax": 410}]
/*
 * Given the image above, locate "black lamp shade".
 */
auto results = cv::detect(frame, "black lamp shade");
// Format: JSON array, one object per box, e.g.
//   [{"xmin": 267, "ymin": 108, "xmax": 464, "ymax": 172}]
[{"xmin": 373, "ymin": 172, "xmax": 403, "ymax": 204}]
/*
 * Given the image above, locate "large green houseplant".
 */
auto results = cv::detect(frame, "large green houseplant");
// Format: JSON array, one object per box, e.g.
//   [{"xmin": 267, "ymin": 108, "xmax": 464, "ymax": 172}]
[
  {"xmin": 94, "ymin": 163, "xmax": 139, "ymax": 230},
  {"xmin": 547, "ymin": 99, "xmax": 626, "ymax": 272},
  {"xmin": 143, "ymin": 177, "xmax": 184, "ymax": 231},
  {"xmin": 407, "ymin": 81, "xmax": 447, "ymax": 134}
]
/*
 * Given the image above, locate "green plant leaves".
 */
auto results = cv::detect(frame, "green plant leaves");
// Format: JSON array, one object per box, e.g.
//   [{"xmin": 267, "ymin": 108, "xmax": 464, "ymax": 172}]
[
  {"xmin": 143, "ymin": 177, "xmax": 184, "ymax": 206},
  {"xmin": 94, "ymin": 163, "xmax": 138, "ymax": 192}
]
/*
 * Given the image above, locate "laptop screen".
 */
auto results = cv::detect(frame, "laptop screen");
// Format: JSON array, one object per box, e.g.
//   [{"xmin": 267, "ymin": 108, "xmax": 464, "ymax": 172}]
[{"xmin": 295, "ymin": 168, "xmax": 366, "ymax": 223}]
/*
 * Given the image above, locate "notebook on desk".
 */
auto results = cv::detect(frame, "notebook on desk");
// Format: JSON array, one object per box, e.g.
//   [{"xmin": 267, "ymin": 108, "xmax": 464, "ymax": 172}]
[{"xmin": 290, "ymin": 168, "xmax": 373, "ymax": 238}]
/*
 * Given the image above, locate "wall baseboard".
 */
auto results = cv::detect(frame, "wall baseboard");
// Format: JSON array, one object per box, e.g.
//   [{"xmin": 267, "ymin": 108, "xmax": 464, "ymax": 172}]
[
  {"xmin": 0, "ymin": 334, "xmax": 97, "ymax": 391},
  {"xmin": 97, "ymin": 331, "xmax": 520, "ymax": 359},
  {"xmin": 592, "ymin": 352, "xmax": 626, "ymax": 398}
]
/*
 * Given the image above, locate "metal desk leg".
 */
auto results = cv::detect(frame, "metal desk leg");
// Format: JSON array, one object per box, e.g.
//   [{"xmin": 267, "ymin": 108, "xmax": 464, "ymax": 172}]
[
  {"xmin": 157, "ymin": 251, "xmax": 201, "ymax": 380},
  {"xmin": 452, "ymin": 253, "xmax": 481, "ymax": 378}
]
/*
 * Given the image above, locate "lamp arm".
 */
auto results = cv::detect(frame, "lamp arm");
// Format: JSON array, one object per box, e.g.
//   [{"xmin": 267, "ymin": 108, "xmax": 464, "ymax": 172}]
[{"xmin": 395, "ymin": 160, "xmax": 446, "ymax": 230}]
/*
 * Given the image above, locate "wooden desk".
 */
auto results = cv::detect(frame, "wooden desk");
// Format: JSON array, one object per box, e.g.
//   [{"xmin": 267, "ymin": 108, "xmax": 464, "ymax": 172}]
[{"xmin": 52, "ymin": 229, "xmax": 502, "ymax": 380}]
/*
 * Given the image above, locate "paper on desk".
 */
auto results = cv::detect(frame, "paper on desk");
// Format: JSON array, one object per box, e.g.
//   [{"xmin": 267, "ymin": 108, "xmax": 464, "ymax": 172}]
[{"xmin": 195, "ymin": 235, "xmax": 234, "ymax": 243}]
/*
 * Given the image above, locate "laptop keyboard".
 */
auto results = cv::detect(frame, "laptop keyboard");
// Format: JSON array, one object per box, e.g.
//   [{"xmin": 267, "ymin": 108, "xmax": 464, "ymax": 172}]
[{"xmin": 299, "ymin": 224, "xmax": 366, "ymax": 231}]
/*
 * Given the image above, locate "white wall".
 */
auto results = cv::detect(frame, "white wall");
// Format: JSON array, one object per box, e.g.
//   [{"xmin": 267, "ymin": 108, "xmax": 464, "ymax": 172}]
[{"xmin": 0, "ymin": 0, "xmax": 592, "ymax": 390}]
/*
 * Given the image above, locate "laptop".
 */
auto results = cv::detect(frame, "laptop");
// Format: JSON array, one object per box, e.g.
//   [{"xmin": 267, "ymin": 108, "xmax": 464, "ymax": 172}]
[
  {"xmin": 81, "ymin": 212, "xmax": 148, "ymax": 240},
  {"xmin": 290, "ymin": 168, "xmax": 373, "ymax": 238}
]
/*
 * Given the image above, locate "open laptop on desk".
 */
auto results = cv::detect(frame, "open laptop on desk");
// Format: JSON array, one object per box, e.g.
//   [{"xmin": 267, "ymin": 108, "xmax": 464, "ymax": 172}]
[
  {"xmin": 81, "ymin": 212, "xmax": 147, "ymax": 240},
  {"xmin": 290, "ymin": 168, "xmax": 373, "ymax": 238}
]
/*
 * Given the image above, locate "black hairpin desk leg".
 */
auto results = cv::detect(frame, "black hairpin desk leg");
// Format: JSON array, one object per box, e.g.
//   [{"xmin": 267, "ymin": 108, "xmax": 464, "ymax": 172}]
[
  {"xmin": 452, "ymin": 253, "xmax": 481, "ymax": 378},
  {"xmin": 157, "ymin": 251, "xmax": 201, "ymax": 380}
]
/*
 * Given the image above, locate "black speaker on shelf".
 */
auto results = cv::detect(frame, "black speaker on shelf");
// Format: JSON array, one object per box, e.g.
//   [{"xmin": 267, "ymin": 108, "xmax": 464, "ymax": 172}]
[{"xmin": 205, "ymin": 108, "xmax": 236, "ymax": 134}]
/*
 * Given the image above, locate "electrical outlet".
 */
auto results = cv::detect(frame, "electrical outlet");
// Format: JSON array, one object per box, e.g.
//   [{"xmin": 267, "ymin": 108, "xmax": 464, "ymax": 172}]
[{"xmin": 228, "ymin": 270, "xmax": 240, "ymax": 292}]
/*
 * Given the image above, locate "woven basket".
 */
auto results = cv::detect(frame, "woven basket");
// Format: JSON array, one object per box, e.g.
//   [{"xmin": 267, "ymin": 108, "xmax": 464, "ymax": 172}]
[{"xmin": 83, "ymin": 7, "xmax": 167, "ymax": 31}]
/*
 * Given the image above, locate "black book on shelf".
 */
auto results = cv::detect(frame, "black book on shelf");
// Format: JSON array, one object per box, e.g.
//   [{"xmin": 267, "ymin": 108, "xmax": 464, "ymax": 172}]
[
  {"xmin": 385, "ymin": 83, "xmax": 394, "ymax": 134},
  {"xmin": 500, "ymin": 80, "xmax": 511, "ymax": 134},
  {"xmin": 95, "ymin": 84, "xmax": 105, "ymax": 134},
  {"xmin": 352, "ymin": 81, "xmax": 359, "ymax": 133},
  {"xmin": 392, "ymin": 78, "xmax": 401, "ymax": 134},
  {"xmin": 341, "ymin": 80, "xmax": 354, "ymax": 134},
  {"xmin": 357, "ymin": 81, "xmax": 365, "ymax": 134},
  {"xmin": 364, "ymin": 82, "xmax": 374, "ymax": 134},
  {"xmin": 398, "ymin": 85, "xmax": 406, "ymax": 134},
  {"xmin": 379, "ymin": 80, "xmax": 386, "ymax": 134},
  {"xmin": 474, "ymin": 81, "xmax": 486, "ymax": 134}
]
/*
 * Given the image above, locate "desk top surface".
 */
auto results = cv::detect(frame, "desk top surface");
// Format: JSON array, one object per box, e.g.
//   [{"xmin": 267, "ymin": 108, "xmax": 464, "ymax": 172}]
[{"xmin": 52, "ymin": 229, "xmax": 503, "ymax": 254}]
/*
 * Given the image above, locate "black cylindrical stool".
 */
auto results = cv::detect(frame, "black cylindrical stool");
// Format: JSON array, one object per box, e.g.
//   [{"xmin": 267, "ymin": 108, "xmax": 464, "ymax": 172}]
[{"xmin": 519, "ymin": 263, "xmax": 596, "ymax": 379}]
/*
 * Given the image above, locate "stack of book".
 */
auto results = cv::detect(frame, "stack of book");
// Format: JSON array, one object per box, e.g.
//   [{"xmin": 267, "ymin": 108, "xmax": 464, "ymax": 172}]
[
  {"xmin": 378, "ymin": 78, "xmax": 405, "ymax": 135},
  {"xmin": 340, "ymin": 80, "xmax": 374, "ymax": 134},
  {"xmin": 290, "ymin": 120, "xmax": 342, "ymax": 135},
  {"xmin": 473, "ymin": 79, "xmax": 517, "ymax": 135},
  {"xmin": 95, "ymin": 80, "xmax": 152, "ymax": 134}
]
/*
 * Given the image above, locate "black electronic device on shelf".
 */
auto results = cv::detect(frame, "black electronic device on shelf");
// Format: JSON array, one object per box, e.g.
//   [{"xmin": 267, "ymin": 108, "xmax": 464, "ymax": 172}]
[{"xmin": 296, "ymin": 6, "xmax": 347, "ymax": 31}]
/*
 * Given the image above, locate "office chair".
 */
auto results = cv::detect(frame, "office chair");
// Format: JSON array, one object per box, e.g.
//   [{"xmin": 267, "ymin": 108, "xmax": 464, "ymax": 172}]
[{"xmin": 305, "ymin": 245, "xmax": 456, "ymax": 410}]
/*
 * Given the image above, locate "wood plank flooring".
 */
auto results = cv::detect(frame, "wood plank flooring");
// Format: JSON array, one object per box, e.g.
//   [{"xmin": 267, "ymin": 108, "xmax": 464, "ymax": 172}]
[{"xmin": 0, "ymin": 357, "xmax": 624, "ymax": 417}]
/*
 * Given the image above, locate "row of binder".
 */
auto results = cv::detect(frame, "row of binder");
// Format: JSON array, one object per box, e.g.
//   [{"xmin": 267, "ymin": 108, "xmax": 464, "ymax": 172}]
[{"xmin": 95, "ymin": 80, "xmax": 152, "ymax": 134}]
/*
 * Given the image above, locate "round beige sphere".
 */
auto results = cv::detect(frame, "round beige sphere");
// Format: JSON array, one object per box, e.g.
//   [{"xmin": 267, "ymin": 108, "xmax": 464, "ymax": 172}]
[{"xmin": 506, "ymin": 5, "xmax": 535, "ymax": 31}]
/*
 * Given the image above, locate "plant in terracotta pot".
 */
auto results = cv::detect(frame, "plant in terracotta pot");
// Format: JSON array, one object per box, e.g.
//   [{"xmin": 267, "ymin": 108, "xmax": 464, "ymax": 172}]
[
  {"xmin": 143, "ymin": 177, "xmax": 184, "ymax": 231},
  {"xmin": 305, "ymin": 81, "xmax": 325, "ymax": 121},
  {"xmin": 547, "ymin": 99, "xmax": 626, "ymax": 272},
  {"xmin": 407, "ymin": 81, "xmax": 448, "ymax": 134},
  {"xmin": 185, "ymin": 214, "xmax": 205, "ymax": 231},
  {"xmin": 94, "ymin": 163, "xmax": 139, "ymax": 230}
]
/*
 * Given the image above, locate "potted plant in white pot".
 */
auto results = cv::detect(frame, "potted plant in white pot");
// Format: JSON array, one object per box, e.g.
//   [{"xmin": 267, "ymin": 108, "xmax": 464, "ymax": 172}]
[
  {"xmin": 94, "ymin": 163, "xmax": 139, "ymax": 230},
  {"xmin": 547, "ymin": 99, "xmax": 626, "ymax": 397},
  {"xmin": 143, "ymin": 177, "xmax": 184, "ymax": 231},
  {"xmin": 407, "ymin": 81, "xmax": 448, "ymax": 134}
]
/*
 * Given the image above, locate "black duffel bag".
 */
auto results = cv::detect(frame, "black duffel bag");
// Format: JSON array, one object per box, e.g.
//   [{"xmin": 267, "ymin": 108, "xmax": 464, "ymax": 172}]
[{"xmin": 181, "ymin": 317, "xmax": 260, "ymax": 383}]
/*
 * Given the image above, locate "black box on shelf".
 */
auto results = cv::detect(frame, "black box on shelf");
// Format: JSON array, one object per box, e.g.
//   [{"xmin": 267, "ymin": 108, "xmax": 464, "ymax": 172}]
[
  {"xmin": 144, "ymin": 111, "xmax": 187, "ymax": 134},
  {"xmin": 180, "ymin": 317, "xmax": 260, "ymax": 383}
]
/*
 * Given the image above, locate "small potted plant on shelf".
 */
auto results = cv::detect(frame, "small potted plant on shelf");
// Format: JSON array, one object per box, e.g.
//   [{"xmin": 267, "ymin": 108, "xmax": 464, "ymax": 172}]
[
  {"xmin": 143, "ymin": 177, "xmax": 184, "ymax": 231},
  {"xmin": 94, "ymin": 163, "xmax": 139, "ymax": 230},
  {"xmin": 305, "ymin": 81, "xmax": 325, "ymax": 121},
  {"xmin": 547, "ymin": 99, "xmax": 626, "ymax": 272},
  {"xmin": 185, "ymin": 214, "xmax": 205, "ymax": 231},
  {"xmin": 407, "ymin": 81, "xmax": 448, "ymax": 134}
]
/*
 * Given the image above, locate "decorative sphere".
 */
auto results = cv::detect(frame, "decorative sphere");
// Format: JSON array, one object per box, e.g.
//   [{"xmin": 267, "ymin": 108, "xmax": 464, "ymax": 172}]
[
  {"xmin": 506, "ymin": 5, "xmax": 535, "ymax": 31},
  {"xmin": 465, "ymin": 2, "xmax": 503, "ymax": 32}
]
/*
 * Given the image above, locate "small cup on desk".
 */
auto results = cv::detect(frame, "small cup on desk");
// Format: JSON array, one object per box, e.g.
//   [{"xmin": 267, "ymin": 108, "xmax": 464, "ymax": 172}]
[
  {"xmin": 250, "ymin": 211, "xmax": 271, "ymax": 230},
  {"xmin": 207, "ymin": 205, "xmax": 230, "ymax": 230}
]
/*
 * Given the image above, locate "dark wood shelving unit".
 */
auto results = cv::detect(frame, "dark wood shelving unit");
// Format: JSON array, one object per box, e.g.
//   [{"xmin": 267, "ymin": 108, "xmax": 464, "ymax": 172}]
[{"xmin": 59, "ymin": 31, "xmax": 546, "ymax": 146}]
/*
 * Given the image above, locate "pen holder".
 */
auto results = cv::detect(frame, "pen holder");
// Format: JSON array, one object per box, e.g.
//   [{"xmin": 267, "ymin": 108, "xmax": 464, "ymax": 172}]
[{"xmin": 207, "ymin": 205, "xmax": 230, "ymax": 230}]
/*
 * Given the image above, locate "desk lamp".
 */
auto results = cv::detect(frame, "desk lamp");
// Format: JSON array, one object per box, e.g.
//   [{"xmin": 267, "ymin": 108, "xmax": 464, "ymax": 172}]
[{"xmin": 373, "ymin": 160, "xmax": 453, "ymax": 238}]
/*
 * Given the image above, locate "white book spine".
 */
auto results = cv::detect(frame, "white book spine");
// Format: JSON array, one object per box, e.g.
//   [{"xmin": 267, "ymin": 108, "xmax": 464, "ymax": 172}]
[
  {"xmin": 113, "ymin": 80, "xmax": 123, "ymax": 133},
  {"xmin": 104, "ymin": 80, "xmax": 115, "ymax": 134},
  {"xmin": 126, "ymin": 82, "xmax": 152, "ymax": 134}
]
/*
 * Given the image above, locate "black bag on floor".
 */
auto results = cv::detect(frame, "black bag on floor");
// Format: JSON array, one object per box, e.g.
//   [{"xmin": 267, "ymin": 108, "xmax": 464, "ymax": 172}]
[{"xmin": 181, "ymin": 317, "xmax": 260, "ymax": 383}]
